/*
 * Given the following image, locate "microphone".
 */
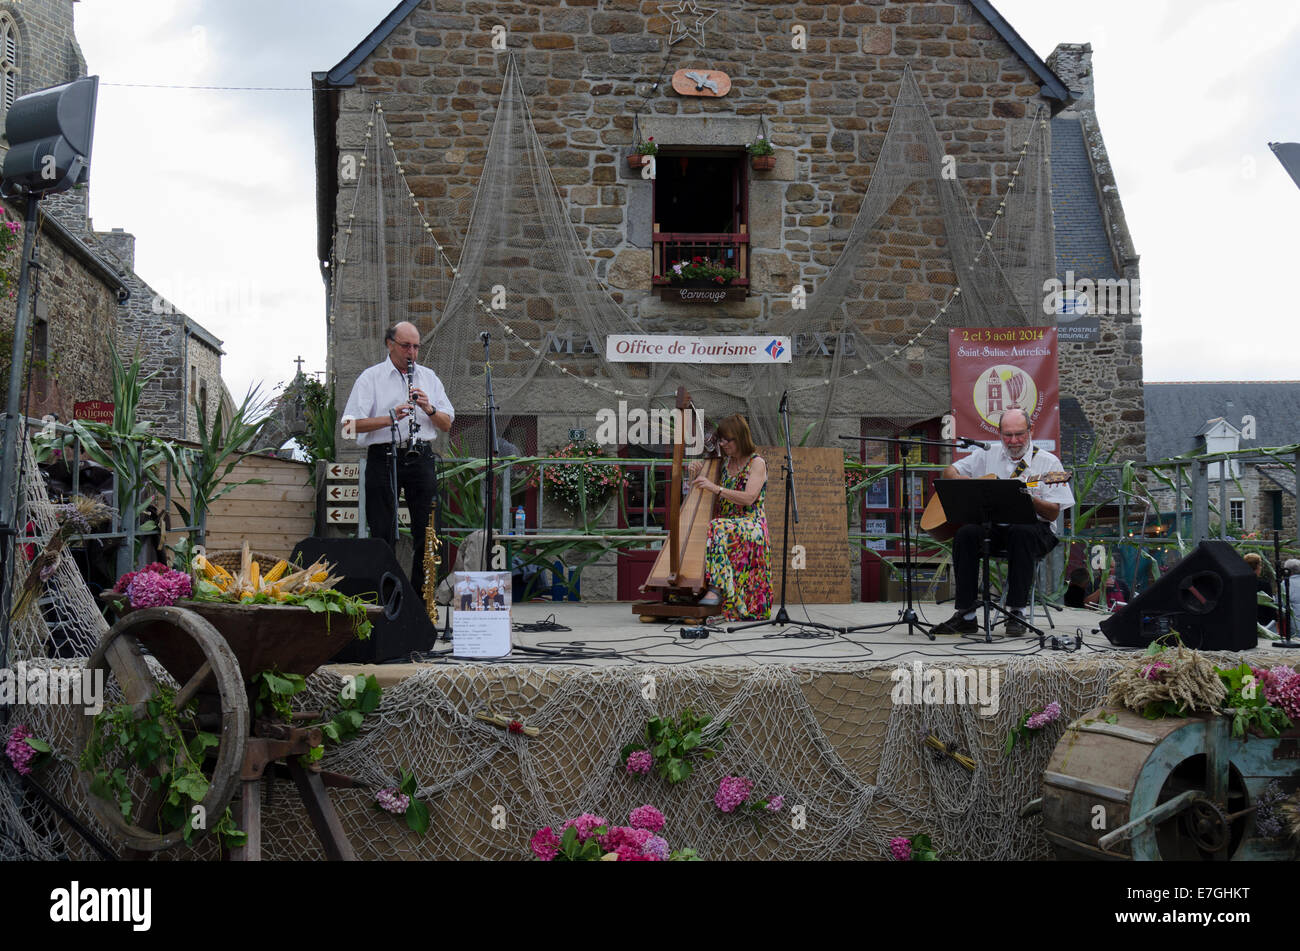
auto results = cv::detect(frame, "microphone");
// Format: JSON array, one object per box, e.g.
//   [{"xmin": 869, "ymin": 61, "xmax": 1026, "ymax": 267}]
[
  {"xmin": 479, "ymin": 331, "xmax": 491, "ymax": 344},
  {"xmin": 957, "ymin": 436, "xmax": 989, "ymax": 450},
  {"xmin": 778, "ymin": 391, "xmax": 788, "ymax": 413}
]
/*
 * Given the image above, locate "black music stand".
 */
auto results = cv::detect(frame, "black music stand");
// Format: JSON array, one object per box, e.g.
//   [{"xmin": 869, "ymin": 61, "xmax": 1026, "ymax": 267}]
[{"xmin": 933, "ymin": 478, "xmax": 1040, "ymax": 644}]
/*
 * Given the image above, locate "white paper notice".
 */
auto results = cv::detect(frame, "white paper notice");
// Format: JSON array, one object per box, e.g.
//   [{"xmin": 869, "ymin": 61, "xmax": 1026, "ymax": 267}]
[{"xmin": 452, "ymin": 571, "xmax": 513, "ymax": 658}]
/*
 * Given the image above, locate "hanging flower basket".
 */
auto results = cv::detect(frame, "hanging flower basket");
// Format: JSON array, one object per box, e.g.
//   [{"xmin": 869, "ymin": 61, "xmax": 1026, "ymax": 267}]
[
  {"xmin": 750, "ymin": 154, "xmax": 776, "ymax": 171},
  {"xmin": 628, "ymin": 154, "xmax": 649, "ymax": 169}
]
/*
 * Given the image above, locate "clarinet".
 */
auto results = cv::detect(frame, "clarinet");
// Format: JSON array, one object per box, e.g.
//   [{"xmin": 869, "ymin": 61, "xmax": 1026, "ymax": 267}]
[{"xmin": 406, "ymin": 357, "xmax": 421, "ymax": 449}]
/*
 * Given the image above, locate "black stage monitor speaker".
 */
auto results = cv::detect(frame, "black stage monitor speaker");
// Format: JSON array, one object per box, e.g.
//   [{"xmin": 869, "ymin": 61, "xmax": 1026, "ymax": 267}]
[
  {"xmin": 1100, "ymin": 540, "xmax": 1257, "ymax": 650},
  {"xmin": 290, "ymin": 537, "xmax": 436, "ymax": 664}
]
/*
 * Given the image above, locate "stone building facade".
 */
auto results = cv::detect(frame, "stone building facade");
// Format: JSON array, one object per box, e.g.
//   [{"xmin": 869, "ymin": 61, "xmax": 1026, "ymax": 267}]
[
  {"xmin": 0, "ymin": 198, "xmax": 124, "ymax": 420},
  {"xmin": 0, "ymin": 0, "xmax": 225, "ymax": 438},
  {"xmin": 314, "ymin": 0, "xmax": 1149, "ymax": 597},
  {"xmin": 316, "ymin": 1, "xmax": 1144, "ymax": 449}
]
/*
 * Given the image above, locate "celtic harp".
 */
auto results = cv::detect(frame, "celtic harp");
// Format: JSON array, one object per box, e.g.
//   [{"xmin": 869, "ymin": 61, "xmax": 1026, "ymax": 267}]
[{"xmin": 632, "ymin": 387, "xmax": 723, "ymax": 621}]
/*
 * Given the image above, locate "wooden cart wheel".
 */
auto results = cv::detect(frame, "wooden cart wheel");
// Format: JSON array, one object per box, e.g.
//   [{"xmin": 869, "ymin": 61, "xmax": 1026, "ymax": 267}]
[{"xmin": 76, "ymin": 606, "xmax": 249, "ymax": 853}]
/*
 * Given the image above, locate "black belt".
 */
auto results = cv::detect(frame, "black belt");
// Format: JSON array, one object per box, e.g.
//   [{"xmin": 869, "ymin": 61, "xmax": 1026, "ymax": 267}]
[{"xmin": 368, "ymin": 442, "xmax": 437, "ymax": 459}]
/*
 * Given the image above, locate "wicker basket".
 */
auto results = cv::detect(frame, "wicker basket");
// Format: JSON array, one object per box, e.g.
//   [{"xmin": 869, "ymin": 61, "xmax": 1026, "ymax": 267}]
[{"xmin": 204, "ymin": 548, "xmax": 284, "ymax": 574}]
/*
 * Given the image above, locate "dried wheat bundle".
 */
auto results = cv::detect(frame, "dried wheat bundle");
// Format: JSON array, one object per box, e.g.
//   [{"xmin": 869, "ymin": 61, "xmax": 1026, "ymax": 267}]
[{"xmin": 1106, "ymin": 645, "xmax": 1226, "ymax": 716}]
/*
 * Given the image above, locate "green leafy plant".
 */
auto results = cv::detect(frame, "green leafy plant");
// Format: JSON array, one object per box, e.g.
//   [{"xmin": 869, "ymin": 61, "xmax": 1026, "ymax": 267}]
[
  {"xmin": 79, "ymin": 685, "xmax": 246, "ymax": 848},
  {"xmin": 375, "ymin": 770, "xmax": 430, "ymax": 836},
  {"xmin": 71, "ymin": 346, "xmax": 175, "ymax": 571},
  {"xmin": 747, "ymin": 136, "xmax": 775, "ymax": 157},
  {"xmin": 621, "ymin": 708, "xmax": 730, "ymax": 784},
  {"xmin": 298, "ymin": 375, "xmax": 337, "ymax": 487},
  {"xmin": 1216, "ymin": 662, "xmax": 1292, "ymax": 738},
  {"xmin": 522, "ymin": 439, "xmax": 628, "ymax": 519},
  {"xmin": 172, "ymin": 385, "xmax": 271, "ymax": 547},
  {"xmin": 191, "ymin": 577, "xmax": 375, "ymax": 640},
  {"xmin": 321, "ymin": 674, "xmax": 382, "ymax": 744},
  {"xmin": 252, "ymin": 669, "xmax": 308, "ymax": 723},
  {"xmin": 634, "ymin": 137, "xmax": 658, "ymax": 156}
]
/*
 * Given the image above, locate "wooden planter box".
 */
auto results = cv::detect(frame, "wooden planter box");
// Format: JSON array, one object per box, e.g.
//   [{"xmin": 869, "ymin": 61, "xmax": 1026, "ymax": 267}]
[
  {"xmin": 654, "ymin": 282, "xmax": 747, "ymax": 303},
  {"xmin": 750, "ymin": 154, "xmax": 776, "ymax": 170}
]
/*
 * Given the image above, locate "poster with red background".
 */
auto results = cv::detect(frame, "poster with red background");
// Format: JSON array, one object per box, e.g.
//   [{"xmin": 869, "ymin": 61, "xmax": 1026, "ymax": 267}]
[{"xmin": 949, "ymin": 327, "xmax": 1059, "ymax": 455}]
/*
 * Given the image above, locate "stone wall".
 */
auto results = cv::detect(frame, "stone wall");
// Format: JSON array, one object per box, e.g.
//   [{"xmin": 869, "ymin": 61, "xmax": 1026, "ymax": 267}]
[{"xmin": 0, "ymin": 199, "xmax": 119, "ymax": 420}]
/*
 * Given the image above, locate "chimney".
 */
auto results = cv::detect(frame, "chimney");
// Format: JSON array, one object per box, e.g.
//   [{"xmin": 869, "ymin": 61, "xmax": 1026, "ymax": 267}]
[
  {"xmin": 95, "ymin": 226, "xmax": 136, "ymax": 271},
  {"xmin": 1046, "ymin": 43, "xmax": 1095, "ymax": 113}
]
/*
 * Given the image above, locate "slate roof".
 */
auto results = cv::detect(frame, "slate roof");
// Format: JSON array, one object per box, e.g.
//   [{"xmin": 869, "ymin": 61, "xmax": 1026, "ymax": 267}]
[
  {"xmin": 1144, "ymin": 382, "xmax": 1300, "ymax": 462},
  {"xmin": 1050, "ymin": 117, "xmax": 1120, "ymax": 282}
]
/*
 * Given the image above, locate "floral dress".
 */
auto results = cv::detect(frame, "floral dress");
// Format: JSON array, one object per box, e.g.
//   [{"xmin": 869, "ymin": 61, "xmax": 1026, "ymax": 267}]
[{"xmin": 704, "ymin": 456, "xmax": 773, "ymax": 621}]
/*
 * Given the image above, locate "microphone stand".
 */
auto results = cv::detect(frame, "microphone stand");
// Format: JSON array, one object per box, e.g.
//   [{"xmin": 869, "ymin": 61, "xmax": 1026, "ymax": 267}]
[
  {"xmin": 1273, "ymin": 531, "xmax": 1299, "ymax": 648},
  {"xmin": 838, "ymin": 433, "xmax": 965, "ymax": 641},
  {"xmin": 728, "ymin": 392, "xmax": 841, "ymax": 635},
  {"xmin": 481, "ymin": 332, "xmax": 499, "ymax": 572}
]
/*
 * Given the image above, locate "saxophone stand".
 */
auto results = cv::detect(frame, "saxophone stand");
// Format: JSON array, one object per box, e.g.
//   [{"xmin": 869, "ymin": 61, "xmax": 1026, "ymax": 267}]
[
  {"xmin": 728, "ymin": 392, "xmax": 842, "ymax": 636},
  {"xmin": 1272, "ymin": 530, "xmax": 1299, "ymax": 649},
  {"xmin": 933, "ymin": 478, "xmax": 1041, "ymax": 644},
  {"xmin": 838, "ymin": 434, "xmax": 952, "ymax": 641}
]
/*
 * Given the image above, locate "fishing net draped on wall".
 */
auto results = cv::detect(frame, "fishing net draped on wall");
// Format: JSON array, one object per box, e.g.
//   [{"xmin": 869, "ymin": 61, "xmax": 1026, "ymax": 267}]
[{"xmin": 329, "ymin": 60, "xmax": 1054, "ymax": 449}]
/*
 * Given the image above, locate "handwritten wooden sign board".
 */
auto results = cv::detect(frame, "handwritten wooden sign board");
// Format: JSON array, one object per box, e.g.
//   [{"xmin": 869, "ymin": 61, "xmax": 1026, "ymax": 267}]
[{"xmin": 757, "ymin": 446, "xmax": 851, "ymax": 604}]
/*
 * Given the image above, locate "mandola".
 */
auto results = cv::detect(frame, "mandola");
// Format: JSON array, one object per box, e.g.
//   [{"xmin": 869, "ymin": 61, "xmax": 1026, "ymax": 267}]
[{"xmin": 919, "ymin": 471, "xmax": 1071, "ymax": 542}]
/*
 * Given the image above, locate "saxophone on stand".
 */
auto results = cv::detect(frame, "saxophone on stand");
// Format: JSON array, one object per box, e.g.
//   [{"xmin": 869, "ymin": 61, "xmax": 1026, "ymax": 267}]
[{"xmin": 422, "ymin": 507, "xmax": 442, "ymax": 625}]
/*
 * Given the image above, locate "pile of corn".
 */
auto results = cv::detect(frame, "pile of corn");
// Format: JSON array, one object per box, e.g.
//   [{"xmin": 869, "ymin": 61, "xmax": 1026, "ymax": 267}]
[{"xmin": 193, "ymin": 542, "xmax": 343, "ymax": 603}]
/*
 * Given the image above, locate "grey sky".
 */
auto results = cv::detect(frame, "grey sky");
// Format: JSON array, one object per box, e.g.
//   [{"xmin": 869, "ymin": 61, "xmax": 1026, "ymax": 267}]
[{"xmin": 70, "ymin": 0, "xmax": 1300, "ymax": 410}]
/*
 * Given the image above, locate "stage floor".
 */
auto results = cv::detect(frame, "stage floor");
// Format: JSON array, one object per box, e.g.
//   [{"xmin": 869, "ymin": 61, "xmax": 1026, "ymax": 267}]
[{"xmin": 332, "ymin": 599, "xmax": 1296, "ymax": 680}]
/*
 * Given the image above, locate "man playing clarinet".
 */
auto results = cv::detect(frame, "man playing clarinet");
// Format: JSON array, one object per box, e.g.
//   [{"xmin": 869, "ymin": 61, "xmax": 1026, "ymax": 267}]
[{"xmin": 342, "ymin": 321, "xmax": 454, "ymax": 594}]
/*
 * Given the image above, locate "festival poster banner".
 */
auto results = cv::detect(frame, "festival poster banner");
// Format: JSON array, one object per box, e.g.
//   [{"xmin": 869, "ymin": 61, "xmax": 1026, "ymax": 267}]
[
  {"xmin": 949, "ymin": 327, "xmax": 1060, "ymax": 454},
  {"xmin": 452, "ymin": 571, "xmax": 512, "ymax": 659}
]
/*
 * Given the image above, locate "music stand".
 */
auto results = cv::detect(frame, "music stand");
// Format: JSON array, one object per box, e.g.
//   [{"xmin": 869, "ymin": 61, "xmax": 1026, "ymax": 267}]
[{"xmin": 933, "ymin": 478, "xmax": 1039, "ymax": 644}]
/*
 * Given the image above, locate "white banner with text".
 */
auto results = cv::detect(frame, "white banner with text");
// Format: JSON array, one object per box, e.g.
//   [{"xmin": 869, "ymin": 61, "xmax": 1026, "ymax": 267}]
[{"xmin": 606, "ymin": 334, "xmax": 793, "ymax": 363}]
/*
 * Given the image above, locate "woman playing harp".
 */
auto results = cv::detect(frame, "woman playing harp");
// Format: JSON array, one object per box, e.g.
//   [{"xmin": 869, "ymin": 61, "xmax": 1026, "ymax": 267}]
[{"xmin": 689, "ymin": 414, "xmax": 773, "ymax": 621}]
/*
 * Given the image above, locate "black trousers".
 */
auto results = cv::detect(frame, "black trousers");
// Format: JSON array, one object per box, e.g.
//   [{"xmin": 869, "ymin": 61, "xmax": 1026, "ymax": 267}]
[
  {"xmin": 365, "ymin": 444, "xmax": 439, "ymax": 596},
  {"xmin": 952, "ymin": 521, "xmax": 1057, "ymax": 611}
]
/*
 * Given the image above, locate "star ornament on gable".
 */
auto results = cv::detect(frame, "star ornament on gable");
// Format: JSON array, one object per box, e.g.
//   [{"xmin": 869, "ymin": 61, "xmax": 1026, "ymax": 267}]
[{"xmin": 661, "ymin": 0, "xmax": 717, "ymax": 47}]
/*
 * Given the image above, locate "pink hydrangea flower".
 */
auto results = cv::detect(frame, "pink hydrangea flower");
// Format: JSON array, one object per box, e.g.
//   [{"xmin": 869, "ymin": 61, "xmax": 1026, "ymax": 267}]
[
  {"xmin": 642, "ymin": 835, "xmax": 669, "ymax": 861},
  {"xmin": 375, "ymin": 787, "xmax": 410, "ymax": 814},
  {"xmin": 625, "ymin": 749, "xmax": 652, "ymax": 775},
  {"xmin": 125, "ymin": 568, "xmax": 191, "ymax": 609},
  {"xmin": 601, "ymin": 825, "xmax": 652, "ymax": 856},
  {"xmin": 1026, "ymin": 701, "xmax": 1061, "ymax": 730},
  {"xmin": 1263, "ymin": 665, "xmax": 1300, "ymax": 721},
  {"xmin": 766, "ymin": 795, "xmax": 785, "ymax": 813},
  {"xmin": 629, "ymin": 804, "xmax": 665, "ymax": 833},
  {"xmin": 889, "ymin": 836, "xmax": 912, "ymax": 861},
  {"xmin": 561, "ymin": 813, "xmax": 608, "ymax": 842},
  {"xmin": 113, "ymin": 562, "xmax": 171, "ymax": 593},
  {"xmin": 5, "ymin": 725, "xmax": 37, "ymax": 776},
  {"xmin": 530, "ymin": 826, "xmax": 560, "ymax": 861},
  {"xmin": 714, "ymin": 775, "xmax": 754, "ymax": 813}
]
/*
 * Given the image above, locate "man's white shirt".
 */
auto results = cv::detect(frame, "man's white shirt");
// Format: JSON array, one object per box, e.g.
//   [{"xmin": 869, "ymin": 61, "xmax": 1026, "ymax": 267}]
[
  {"xmin": 343, "ymin": 360, "xmax": 454, "ymax": 448},
  {"xmin": 950, "ymin": 442, "xmax": 1074, "ymax": 532}
]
